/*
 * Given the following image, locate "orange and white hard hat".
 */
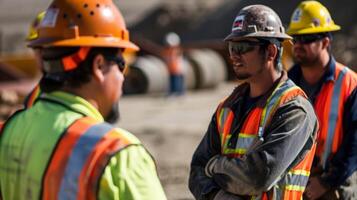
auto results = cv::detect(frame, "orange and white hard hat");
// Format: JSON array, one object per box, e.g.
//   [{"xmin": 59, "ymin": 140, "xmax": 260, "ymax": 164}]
[{"xmin": 28, "ymin": 0, "xmax": 139, "ymax": 52}]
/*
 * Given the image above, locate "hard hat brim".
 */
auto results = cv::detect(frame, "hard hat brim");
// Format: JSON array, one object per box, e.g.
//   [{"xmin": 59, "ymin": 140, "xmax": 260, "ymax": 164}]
[
  {"xmin": 28, "ymin": 37, "xmax": 139, "ymax": 51},
  {"xmin": 224, "ymin": 31, "xmax": 292, "ymax": 42},
  {"xmin": 287, "ymin": 25, "xmax": 341, "ymax": 35}
]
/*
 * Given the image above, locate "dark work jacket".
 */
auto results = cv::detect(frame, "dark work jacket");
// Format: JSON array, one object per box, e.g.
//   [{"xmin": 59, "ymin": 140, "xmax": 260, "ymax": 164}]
[{"xmin": 188, "ymin": 72, "xmax": 318, "ymax": 199}]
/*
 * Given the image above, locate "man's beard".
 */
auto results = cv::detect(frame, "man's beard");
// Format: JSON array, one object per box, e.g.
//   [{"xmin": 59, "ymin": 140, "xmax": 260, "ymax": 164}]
[
  {"xmin": 105, "ymin": 103, "xmax": 120, "ymax": 124},
  {"xmin": 293, "ymin": 55, "xmax": 319, "ymax": 67},
  {"xmin": 233, "ymin": 66, "xmax": 252, "ymax": 80},
  {"xmin": 234, "ymin": 73, "xmax": 251, "ymax": 80}
]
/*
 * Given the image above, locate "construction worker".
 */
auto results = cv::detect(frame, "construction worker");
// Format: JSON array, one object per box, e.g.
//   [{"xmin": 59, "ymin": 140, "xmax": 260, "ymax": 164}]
[
  {"xmin": 0, "ymin": 0, "xmax": 167, "ymax": 199},
  {"xmin": 189, "ymin": 4, "xmax": 318, "ymax": 200},
  {"xmin": 163, "ymin": 32, "xmax": 184, "ymax": 96},
  {"xmin": 287, "ymin": 1, "xmax": 357, "ymax": 199}
]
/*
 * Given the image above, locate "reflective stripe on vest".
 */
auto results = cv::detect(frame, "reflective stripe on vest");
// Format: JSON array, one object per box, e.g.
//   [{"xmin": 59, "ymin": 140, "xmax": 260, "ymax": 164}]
[
  {"xmin": 217, "ymin": 80, "xmax": 315, "ymax": 200},
  {"xmin": 275, "ymin": 143, "xmax": 316, "ymax": 199},
  {"xmin": 217, "ymin": 80, "xmax": 305, "ymax": 156},
  {"xmin": 25, "ymin": 85, "xmax": 41, "ymax": 108},
  {"xmin": 320, "ymin": 67, "xmax": 348, "ymax": 168},
  {"xmin": 259, "ymin": 80, "xmax": 304, "ymax": 137},
  {"xmin": 42, "ymin": 117, "xmax": 131, "ymax": 200},
  {"xmin": 0, "ymin": 122, "xmax": 3, "ymax": 136}
]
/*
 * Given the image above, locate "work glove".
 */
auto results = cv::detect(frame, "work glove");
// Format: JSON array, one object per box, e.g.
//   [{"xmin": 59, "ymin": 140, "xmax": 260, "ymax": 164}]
[
  {"xmin": 213, "ymin": 190, "xmax": 245, "ymax": 200},
  {"xmin": 205, "ymin": 155, "xmax": 220, "ymax": 177}
]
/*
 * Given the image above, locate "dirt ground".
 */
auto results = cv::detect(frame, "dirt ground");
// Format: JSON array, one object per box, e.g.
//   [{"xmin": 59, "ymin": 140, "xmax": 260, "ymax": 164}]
[{"xmin": 117, "ymin": 82, "xmax": 236, "ymax": 200}]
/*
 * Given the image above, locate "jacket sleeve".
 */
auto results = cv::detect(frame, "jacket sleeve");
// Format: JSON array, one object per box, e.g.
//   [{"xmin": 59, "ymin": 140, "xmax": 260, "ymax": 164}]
[
  {"xmin": 98, "ymin": 144, "xmax": 167, "ymax": 200},
  {"xmin": 209, "ymin": 96, "xmax": 318, "ymax": 195},
  {"xmin": 189, "ymin": 114, "xmax": 222, "ymax": 200},
  {"xmin": 320, "ymin": 87, "xmax": 357, "ymax": 187}
]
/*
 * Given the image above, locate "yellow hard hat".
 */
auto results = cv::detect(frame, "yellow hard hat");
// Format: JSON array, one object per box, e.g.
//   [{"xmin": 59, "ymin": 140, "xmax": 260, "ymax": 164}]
[
  {"xmin": 26, "ymin": 11, "xmax": 46, "ymax": 41},
  {"xmin": 287, "ymin": 1, "xmax": 340, "ymax": 35}
]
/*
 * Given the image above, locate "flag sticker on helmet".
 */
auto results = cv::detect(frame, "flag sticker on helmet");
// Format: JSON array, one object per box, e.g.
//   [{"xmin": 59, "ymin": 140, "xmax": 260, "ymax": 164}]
[
  {"xmin": 40, "ymin": 8, "xmax": 59, "ymax": 28},
  {"xmin": 292, "ymin": 8, "xmax": 302, "ymax": 22},
  {"xmin": 232, "ymin": 15, "xmax": 244, "ymax": 31}
]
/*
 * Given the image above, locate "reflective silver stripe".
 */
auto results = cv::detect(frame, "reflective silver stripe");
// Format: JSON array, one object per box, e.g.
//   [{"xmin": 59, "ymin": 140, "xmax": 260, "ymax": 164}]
[
  {"xmin": 58, "ymin": 122, "xmax": 112, "ymax": 200},
  {"xmin": 321, "ymin": 67, "xmax": 348, "ymax": 168},
  {"xmin": 275, "ymin": 188, "xmax": 282, "ymax": 200},
  {"xmin": 285, "ymin": 173, "xmax": 309, "ymax": 188},
  {"xmin": 260, "ymin": 80, "xmax": 296, "ymax": 136},
  {"xmin": 223, "ymin": 134, "xmax": 259, "ymax": 155},
  {"xmin": 236, "ymin": 135, "xmax": 256, "ymax": 150},
  {"xmin": 219, "ymin": 108, "xmax": 231, "ymax": 133},
  {"xmin": 275, "ymin": 170, "xmax": 310, "ymax": 198}
]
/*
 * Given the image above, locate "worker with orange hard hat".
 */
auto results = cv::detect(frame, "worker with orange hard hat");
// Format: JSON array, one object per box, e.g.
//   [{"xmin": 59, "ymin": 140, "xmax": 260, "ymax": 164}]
[{"xmin": 0, "ymin": 0, "xmax": 167, "ymax": 199}]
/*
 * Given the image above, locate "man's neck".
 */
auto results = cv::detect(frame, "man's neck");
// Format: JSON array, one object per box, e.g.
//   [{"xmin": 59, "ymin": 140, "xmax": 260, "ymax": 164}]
[
  {"xmin": 61, "ymin": 86, "xmax": 100, "ymax": 113},
  {"xmin": 248, "ymin": 68, "xmax": 281, "ymax": 98},
  {"xmin": 300, "ymin": 52, "xmax": 330, "ymax": 85}
]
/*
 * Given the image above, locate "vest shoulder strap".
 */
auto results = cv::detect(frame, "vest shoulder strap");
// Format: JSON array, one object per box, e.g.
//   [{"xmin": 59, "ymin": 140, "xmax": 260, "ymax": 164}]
[
  {"xmin": 321, "ymin": 66, "xmax": 348, "ymax": 168},
  {"xmin": 42, "ymin": 117, "xmax": 132, "ymax": 200},
  {"xmin": 259, "ymin": 80, "xmax": 306, "ymax": 136},
  {"xmin": 0, "ymin": 121, "xmax": 3, "ymax": 136}
]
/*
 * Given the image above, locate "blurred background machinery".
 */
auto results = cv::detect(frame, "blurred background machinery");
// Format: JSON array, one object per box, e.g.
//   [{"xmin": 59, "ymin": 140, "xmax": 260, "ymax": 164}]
[
  {"xmin": 0, "ymin": 0, "xmax": 357, "ymax": 119},
  {"xmin": 1, "ymin": 0, "xmax": 357, "ymax": 125},
  {"xmin": 1, "ymin": 1, "xmax": 357, "ymax": 199},
  {"xmin": 2, "ymin": 0, "xmax": 357, "ymax": 118}
]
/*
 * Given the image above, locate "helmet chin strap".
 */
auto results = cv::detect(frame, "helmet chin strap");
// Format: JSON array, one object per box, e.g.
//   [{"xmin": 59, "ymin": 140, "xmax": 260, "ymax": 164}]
[
  {"xmin": 42, "ymin": 47, "xmax": 91, "ymax": 80},
  {"xmin": 61, "ymin": 47, "xmax": 91, "ymax": 71}
]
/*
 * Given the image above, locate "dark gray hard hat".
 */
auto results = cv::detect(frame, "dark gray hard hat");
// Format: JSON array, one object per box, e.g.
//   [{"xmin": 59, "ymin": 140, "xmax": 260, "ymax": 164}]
[{"xmin": 225, "ymin": 5, "xmax": 292, "ymax": 41}]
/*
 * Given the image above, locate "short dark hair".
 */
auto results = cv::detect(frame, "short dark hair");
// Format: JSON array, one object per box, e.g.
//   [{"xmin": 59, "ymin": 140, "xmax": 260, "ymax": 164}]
[
  {"xmin": 40, "ymin": 47, "xmax": 121, "ymax": 93},
  {"xmin": 257, "ymin": 38, "xmax": 283, "ymax": 72}
]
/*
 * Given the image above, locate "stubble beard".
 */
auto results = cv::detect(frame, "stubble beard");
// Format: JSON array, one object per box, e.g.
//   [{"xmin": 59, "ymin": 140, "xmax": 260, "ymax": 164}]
[
  {"xmin": 293, "ymin": 54, "xmax": 320, "ymax": 67},
  {"xmin": 234, "ymin": 71, "xmax": 252, "ymax": 80},
  {"xmin": 105, "ymin": 102, "xmax": 120, "ymax": 124}
]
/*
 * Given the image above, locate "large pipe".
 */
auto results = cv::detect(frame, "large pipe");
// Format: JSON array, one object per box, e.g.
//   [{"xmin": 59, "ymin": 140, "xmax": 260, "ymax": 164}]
[
  {"xmin": 124, "ymin": 55, "xmax": 169, "ymax": 94},
  {"xmin": 186, "ymin": 49, "xmax": 227, "ymax": 89}
]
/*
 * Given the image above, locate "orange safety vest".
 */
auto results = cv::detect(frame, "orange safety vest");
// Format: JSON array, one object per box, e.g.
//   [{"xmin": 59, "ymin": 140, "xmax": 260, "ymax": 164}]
[
  {"xmin": 163, "ymin": 47, "xmax": 182, "ymax": 75},
  {"xmin": 42, "ymin": 117, "xmax": 132, "ymax": 200},
  {"xmin": 314, "ymin": 63, "xmax": 357, "ymax": 168},
  {"xmin": 216, "ymin": 80, "xmax": 316, "ymax": 200}
]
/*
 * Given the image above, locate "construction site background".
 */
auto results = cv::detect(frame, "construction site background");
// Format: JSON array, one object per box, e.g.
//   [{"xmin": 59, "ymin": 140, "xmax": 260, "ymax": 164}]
[{"xmin": 0, "ymin": 0, "xmax": 356, "ymax": 199}]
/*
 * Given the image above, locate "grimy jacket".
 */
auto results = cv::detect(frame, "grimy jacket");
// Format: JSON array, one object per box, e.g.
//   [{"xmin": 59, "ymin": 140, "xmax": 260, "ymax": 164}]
[{"xmin": 189, "ymin": 72, "xmax": 318, "ymax": 200}]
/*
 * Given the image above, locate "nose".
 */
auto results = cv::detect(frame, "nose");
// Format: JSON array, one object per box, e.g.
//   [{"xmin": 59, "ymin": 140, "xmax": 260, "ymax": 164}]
[{"xmin": 230, "ymin": 52, "xmax": 241, "ymax": 61}]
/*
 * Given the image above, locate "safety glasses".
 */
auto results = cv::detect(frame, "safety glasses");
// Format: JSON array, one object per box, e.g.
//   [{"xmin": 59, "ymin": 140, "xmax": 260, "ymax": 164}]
[
  {"xmin": 292, "ymin": 34, "xmax": 325, "ymax": 44},
  {"xmin": 228, "ymin": 40, "xmax": 266, "ymax": 55},
  {"xmin": 104, "ymin": 55, "xmax": 126, "ymax": 73}
]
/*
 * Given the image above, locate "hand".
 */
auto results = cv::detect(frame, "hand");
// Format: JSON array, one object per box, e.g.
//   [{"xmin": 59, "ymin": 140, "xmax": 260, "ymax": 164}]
[
  {"xmin": 305, "ymin": 177, "xmax": 328, "ymax": 200},
  {"xmin": 213, "ymin": 190, "xmax": 245, "ymax": 200}
]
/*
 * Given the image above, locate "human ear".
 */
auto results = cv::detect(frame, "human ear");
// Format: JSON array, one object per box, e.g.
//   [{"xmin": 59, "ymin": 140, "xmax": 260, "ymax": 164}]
[
  {"xmin": 321, "ymin": 37, "xmax": 330, "ymax": 50},
  {"xmin": 92, "ymin": 54, "xmax": 106, "ymax": 82},
  {"xmin": 266, "ymin": 44, "xmax": 277, "ymax": 62}
]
